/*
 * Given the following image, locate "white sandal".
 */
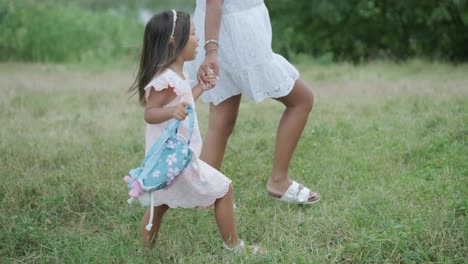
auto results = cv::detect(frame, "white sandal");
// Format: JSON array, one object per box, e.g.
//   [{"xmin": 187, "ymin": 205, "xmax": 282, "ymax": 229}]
[{"xmin": 268, "ymin": 180, "xmax": 320, "ymax": 204}]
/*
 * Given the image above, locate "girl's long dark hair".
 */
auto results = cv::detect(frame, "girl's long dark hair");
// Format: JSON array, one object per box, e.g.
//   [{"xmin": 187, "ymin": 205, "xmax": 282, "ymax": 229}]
[{"xmin": 130, "ymin": 10, "xmax": 190, "ymax": 105}]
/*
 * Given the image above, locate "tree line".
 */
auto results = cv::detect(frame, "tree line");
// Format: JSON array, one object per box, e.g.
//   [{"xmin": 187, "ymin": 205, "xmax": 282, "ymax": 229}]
[
  {"xmin": 266, "ymin": 0, "xmax": 468, "ymax": 62},
  {"xmin": 0, "ymin": 0, "xmax": 466, "ymax": 62}
]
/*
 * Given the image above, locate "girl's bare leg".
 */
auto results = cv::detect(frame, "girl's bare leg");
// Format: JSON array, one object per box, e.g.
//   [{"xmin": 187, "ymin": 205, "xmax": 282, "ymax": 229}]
[
  {"xmin": 201, "ymin": 97, "xmax": 241, "ymax": 247},
  {"xmin": 267, "ymin": 79, "xmax": 317, "ymax": 199},
  {"xmin": 200, "ymin": 95, "xmax": 242, "ymax": 170},
  {"xmin": 214, "ymin": 183, "xmax": 240, "ymax": 248},
  {"xmin": 140, "ymin": 204, "xmax": 170, "ymax": 248}
]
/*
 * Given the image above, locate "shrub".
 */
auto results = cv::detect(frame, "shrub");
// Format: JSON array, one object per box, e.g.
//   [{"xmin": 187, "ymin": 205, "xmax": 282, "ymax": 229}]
[
  {"xmin": 266, "ymin": 0, "xmax": 468, "ymax": 62},
  {"xmin": 0, "ymin": 0, "xmax": 142, "ymax": 62}
]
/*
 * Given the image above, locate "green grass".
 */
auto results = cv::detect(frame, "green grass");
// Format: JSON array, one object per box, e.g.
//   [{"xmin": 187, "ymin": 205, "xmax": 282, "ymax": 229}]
[{"xmin": 0, "ymin": 61, "xmax": 467, "ymax": 263}]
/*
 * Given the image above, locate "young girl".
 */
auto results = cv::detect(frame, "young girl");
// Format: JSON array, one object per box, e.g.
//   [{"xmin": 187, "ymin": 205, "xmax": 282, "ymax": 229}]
[{"xmin": 129, "ymin": 10, "xmax": 259, "ymax": 253}]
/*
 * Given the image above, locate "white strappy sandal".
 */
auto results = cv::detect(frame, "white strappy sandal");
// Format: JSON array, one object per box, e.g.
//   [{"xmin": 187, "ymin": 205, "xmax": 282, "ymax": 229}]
[{"xmin": 268, "ymin": 180, "xmax": 320, "ymax": 205}]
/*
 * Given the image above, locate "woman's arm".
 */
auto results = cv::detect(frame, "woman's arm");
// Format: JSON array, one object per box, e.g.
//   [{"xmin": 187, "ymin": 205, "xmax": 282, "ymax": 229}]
[
  {"xmin": 197, "ymin": 0, "xmax": 222, "ymax": 84},
  {"xmin": 205, "ymin": 0, "xmax": 222, "ymax": 50}
]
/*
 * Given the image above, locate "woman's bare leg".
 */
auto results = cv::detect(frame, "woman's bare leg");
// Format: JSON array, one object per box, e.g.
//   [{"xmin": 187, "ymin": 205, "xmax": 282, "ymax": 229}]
[
  {"xmin": 140, "ymin": 204, "xmax": 170, "ymax": 248},
  {"xmin": 214, "ymin": 183, "xmax": 240, "ymax": 248},
  {"xmin": 267, "ymin": 79, "xmax": 317, "ymax": 199},
  {"xmin": 200, "ymin": 95, "xmax": 242, "ymax": 170}
]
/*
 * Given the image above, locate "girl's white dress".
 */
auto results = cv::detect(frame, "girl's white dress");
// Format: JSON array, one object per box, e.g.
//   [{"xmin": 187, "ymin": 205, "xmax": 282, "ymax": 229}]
[
  {"xmin": 185, "ymin": 0, "xmax": 299, "ymax": 105},
  {"xmin": 140, "ymin": 69, "xmax": 231, "ymax": 208}
]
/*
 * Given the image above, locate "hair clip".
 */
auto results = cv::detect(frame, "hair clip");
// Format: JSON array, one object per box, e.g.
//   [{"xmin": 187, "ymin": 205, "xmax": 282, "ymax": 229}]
[{"xmin": 169, "ymin": 10, "xmax": 177, "ymax": 43}]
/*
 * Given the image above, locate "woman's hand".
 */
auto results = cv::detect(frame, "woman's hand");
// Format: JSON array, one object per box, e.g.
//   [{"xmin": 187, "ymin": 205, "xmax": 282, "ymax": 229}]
[
  {"xmin": 197, "ymin": 51, "xmax": 219, "ymax": 88},
  {"xmin": 201, "ymin": 67, "xmax": 217, "ymax": 90},
  {"xmin": 192, "ymin": 68, "xmax": 216, "ymax": 100}
]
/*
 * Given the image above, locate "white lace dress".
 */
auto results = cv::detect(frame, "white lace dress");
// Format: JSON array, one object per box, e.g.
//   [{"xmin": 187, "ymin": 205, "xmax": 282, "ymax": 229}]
[{"xmin": 185, "ymin": 0, "xmax": 299, "ymax": 105}]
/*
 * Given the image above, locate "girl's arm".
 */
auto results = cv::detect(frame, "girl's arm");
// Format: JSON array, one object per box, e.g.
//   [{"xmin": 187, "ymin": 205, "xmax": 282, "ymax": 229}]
[
  {"xmin": 144, "ymin": 87, "xmax": 189, "ymax": 124},
  {"xmin": 191, "ymin": 83, "xmax": 206, "ymax": 101}
]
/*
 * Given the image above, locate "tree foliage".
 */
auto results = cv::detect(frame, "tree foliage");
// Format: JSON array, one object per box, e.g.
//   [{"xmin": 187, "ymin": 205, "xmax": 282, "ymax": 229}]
[
  {"xmin": 1, "ymin": 0, "xmax": 466, "ymax": 62},
  {"xmin": 266, "ymin": 0, "xmax": 468, "ymax": 62},
  {"xmin": 0, "ymin": 0, "xmax": 142, "ymax": 62}
]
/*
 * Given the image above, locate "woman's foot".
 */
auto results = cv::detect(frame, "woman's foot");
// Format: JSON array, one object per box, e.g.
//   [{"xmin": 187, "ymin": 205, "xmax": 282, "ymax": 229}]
[{"xmin": 267, "ymin": 178, "xmax": 320, "ymax": 204}]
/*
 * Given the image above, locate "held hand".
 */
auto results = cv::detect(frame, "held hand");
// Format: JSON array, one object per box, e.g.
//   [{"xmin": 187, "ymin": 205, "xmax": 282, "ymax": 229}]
[
  {"xmin": 171, "ymin": 102, "xmax": 190, "ymax": 120},
  {"xmin": 197, "ymin": 53, "xmax": 219, "ymax": 87},
  {"xmin": 200, "ymin": 68, "xmax": 217, "ymax": 91}
]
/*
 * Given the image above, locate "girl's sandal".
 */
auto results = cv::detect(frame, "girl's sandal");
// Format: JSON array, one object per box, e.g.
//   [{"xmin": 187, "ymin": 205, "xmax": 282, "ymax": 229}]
[{"xmin": 223, "ymin": 240, "xmax": 266, "ymax": 255}]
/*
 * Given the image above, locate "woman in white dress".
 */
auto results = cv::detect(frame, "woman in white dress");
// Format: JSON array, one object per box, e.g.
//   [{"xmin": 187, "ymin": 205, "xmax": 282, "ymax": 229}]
[{"xmin": 186, "ymin": 0, "xmax": 320, "ymax": 204}]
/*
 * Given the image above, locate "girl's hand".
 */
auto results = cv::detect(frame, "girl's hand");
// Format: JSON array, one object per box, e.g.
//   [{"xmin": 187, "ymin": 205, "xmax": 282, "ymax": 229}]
[
  {"xmin": 201, "ymin": 68, "xmax": 217, "ymax": 91},
  {"xmin": 171, "ymin": 102, "xmax": 190, "ymax": 120},
  {"xmin": 197, "ymin": 52, "xmax": 219, "ymax": 87}
]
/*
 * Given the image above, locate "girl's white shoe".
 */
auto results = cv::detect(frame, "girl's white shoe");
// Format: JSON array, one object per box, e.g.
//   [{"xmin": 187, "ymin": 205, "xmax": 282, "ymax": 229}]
[{"xmin": 223, "ymin": 240, "xmax": 266, "ymax": 255}]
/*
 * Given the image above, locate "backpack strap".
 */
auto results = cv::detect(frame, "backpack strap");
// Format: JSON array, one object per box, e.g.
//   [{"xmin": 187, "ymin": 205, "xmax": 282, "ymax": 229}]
[
  {"xmin": 146, "ymin": 191, "xmax": 155, "ymax": 231},
  {"xmin": 186, "ymin": 105, "xmax": 195, "ymax": 143},
  {"xmin": 140, "ymin": 105, "xmax": 194, "ymax": 168},
  {"xmin": 174, "ymin": 105, "xmax": 195, "ymax": 144}
]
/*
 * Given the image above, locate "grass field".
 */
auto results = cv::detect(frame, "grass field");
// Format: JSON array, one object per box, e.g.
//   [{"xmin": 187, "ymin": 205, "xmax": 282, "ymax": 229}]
[{"xmin": 0, "ymin": 60, "xmax": 466, "ymax": 263}]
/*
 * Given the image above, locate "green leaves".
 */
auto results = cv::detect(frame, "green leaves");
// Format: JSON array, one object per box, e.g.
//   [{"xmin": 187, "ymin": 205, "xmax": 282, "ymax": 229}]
[
  {"xmin": 0, "ymin": 0, "xmax": 142, "ymax": 62},
  {"xmin": 266, "ymin": 0, "xmax": 468, "ymax": 62}
]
